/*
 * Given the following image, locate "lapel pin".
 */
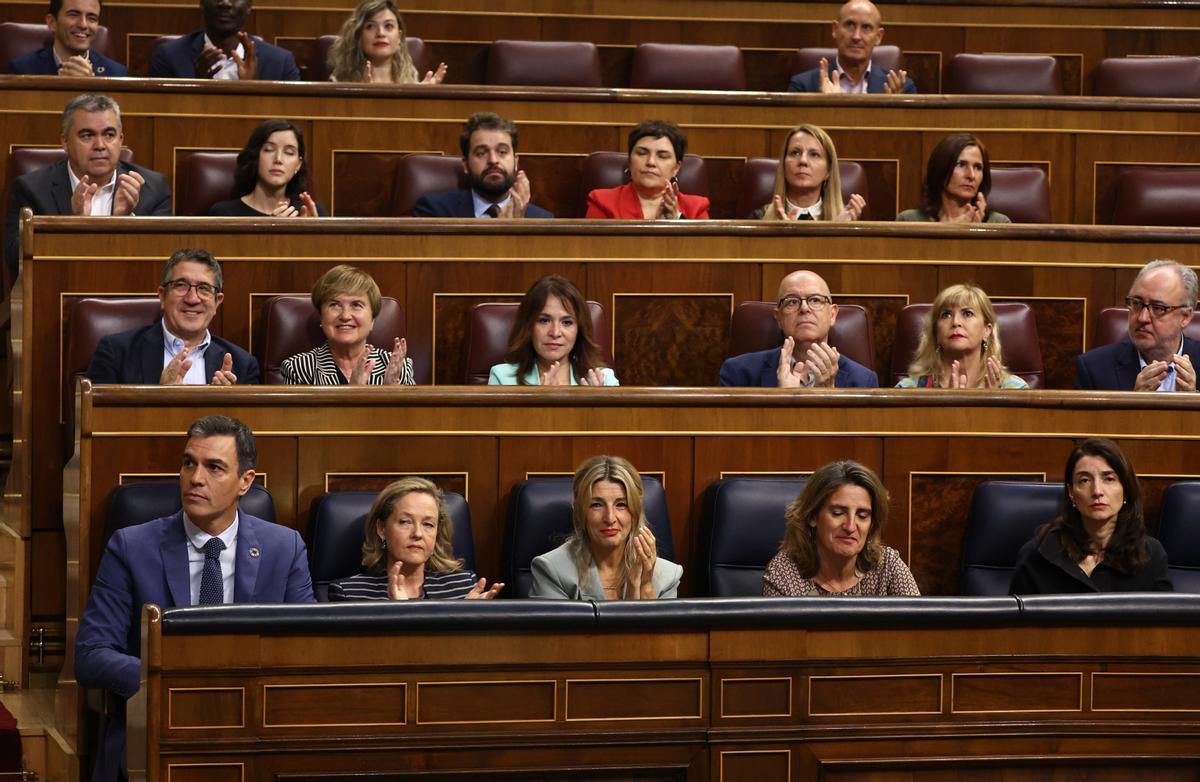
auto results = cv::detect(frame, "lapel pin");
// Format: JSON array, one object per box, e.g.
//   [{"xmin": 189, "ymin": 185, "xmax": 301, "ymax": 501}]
[{"xmin": 249, "ymin": 547, "xmax": 260, "ymax": 558}]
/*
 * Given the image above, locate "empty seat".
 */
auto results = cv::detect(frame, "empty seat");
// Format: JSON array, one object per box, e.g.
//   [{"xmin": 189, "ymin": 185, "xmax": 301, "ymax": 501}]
[
  {"xmin": 1092, "ymin": 306, "xmax": 1200, "ymax": 349},
  {"xmin": 578, "ymin": 151, "xmax": 709, "ymax": 216},
  {"xmin": 1093, "ymin": 57, "xmax": 1200, "ymax": 99},
  {"xmin": 503, "ymin": 476, "xmax": 673, "ymax": 597},
  {"xmin": 790, "ymin": 45, "xmax": 902, "ymax": 78},
  {"xmin": 890, "ymin": 301, "xmax": 1045, "ymax": 388},
  {"xmin": 629, "ymin": 43, "xmax": 746, "ymax": 91},
  {"xmin": 105, "ymin": 481, "xmax": 275, "ymax": 545},
  {"xmin": 697, "ymin": 477, "xmax": 806, "ymax": 596},
  {"xmin": 961, "ymin": 481, "xmax": 1062, "ymax": 596},
  {"xmin": 175, "ymin": 151, "xmax": 238, "ymax": 216},
  {"xmin": 945, "ymin": 54, "xmax": 1063, "ymax": 96},
  {"xmin": 726, "ymin": 300, "xmax": 876, "ymax": 373},
  {"xmin": 1108, "ymin": 167, "xmax": 1200, "ymax": 227},
  {"xmin": 258, "ymin": 295, "xmax": 406, "ymax": 384},
  {"xmin": 63, "ymin": 297, "xmax": 161, "ymax": 458},
  {"xmin": 461, "ymin": 300, "xmax": 612, "ymax": 384},
  {"xmin": 312, "ymin": 34, "xmax": 429, "ymax": 83},
  {"xmin": 307, "ymin": 490, "xmax": 475, "ymax": 601},
  {"xmin": 988, "ymin": 167, "xmax": 1052, "ymax": 224},
  {"xmin": 487, "ymin": 40, "xmax": 602, "ymax": 87},
  {"xmin": 391, "ymin": 154, "xmax": 466, "ymax": 216},
  {"xmin": 0, "ymin": 21, "xmax": 114, "ymax": 70},
  {"xmin": 735, "ymin": 157, "xmax": 868, "ymax": 219},
  {"xmin": 1157, "ymin": 482, "xmax": 1200, "ymax": 593}
]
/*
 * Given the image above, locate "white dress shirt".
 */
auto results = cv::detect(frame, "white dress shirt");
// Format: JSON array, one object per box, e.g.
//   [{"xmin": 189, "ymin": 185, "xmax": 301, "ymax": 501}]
[
  {"xmin": 204, "ymin": 34, "xmax": 244, "ymax": 80},
  {"xmin": 471, "ymin": 189, "xmax": 511, "ymax": 218},
  {"xmin": 784, "ymin": 197, "xmax": 823, "ymax": 220},
  {"xmin": 66, "ymin": 164, "xmax": 117, "ymax": 216},
  {"xmin": 183, "ymin": 511, "xmax": 239, "ymax": 605},
  {"xmin": 162, "ymin": 319, "xmax": 212, "ymax": 385}
]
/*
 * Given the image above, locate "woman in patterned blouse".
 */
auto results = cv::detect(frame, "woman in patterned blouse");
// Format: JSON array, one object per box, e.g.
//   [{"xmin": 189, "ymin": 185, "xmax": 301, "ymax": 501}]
[
  {"xmin": 329, "ymin": 477, "xmax": 503, "ymax": 600},
  {"xmin": 762, "ymin": 461, "xmax": 920, "ymax": 597},
  {"xmin": 281, "ymin": 264, "xmax": 415, "ymax": 385}
]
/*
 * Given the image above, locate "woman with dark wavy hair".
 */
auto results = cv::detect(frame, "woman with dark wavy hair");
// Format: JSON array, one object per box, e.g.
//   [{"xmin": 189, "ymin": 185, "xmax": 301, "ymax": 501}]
[
  {"xmin": 896, "ymin": 133, "xmax": 1009, "ymax": 224},
  {"xmin": 1010, "ymin": 438, "xmax": 1173, "ymax": 594},
  {"xmin": 487, "ymin": 274, "xmax": 618, "ymax": 386},
  {"xmin": 763, "ymin": 460, "xmax": 919, "ymax": 597},
  {"xmin": 209, "ymin": 119, "xmax": 325, "ymax": 217}
]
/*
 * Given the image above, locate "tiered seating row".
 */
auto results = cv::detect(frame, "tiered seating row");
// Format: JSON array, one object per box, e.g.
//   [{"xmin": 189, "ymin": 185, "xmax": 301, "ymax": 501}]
[
  {"xmin": 4, "ymin": 0, "xmax": 1200, "ymax": 93},
  {"xmin": 24, "ymin": 378, "xmax": 1200, "ymax": 758},
  {"xmin": 4, "ymin": 79, "xmax": 1199, "ymax": 226}
]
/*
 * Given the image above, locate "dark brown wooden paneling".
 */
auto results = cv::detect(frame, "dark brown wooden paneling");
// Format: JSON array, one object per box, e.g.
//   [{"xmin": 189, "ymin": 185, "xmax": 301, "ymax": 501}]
[
  {"xmin": 810, "ymin": 673, "xmax": 942, "ymax": 717},
  {"xmin": 952, "ymin": 672, "xmax": 1082, "ymax": 713},
  {"xmin": 167, "ymin": 687, "xmax": 245, "ymax": 729},
  {"xmin": 264, "ymin": 682, "xmax": 405, "ymax": 727}
]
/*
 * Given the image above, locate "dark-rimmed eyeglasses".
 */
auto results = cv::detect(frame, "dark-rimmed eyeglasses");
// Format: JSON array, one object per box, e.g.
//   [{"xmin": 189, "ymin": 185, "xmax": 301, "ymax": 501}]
[
  {"xmin": 162, "ymin": 279, "xmax": 219, "ymax": 299},
  {"xmin": 1126, "ymin": 296, "xmax": 1189, "ymax": 319},
  {"xmin": 778, "ymin": 294, "xmax": 832, "ymax": 312}
]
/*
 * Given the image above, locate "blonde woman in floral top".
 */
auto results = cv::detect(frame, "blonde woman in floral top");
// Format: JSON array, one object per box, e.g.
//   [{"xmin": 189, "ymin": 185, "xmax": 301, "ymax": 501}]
[{"xmin": 763, "ymin": 461, "xmax": 920, "ymax": 597}]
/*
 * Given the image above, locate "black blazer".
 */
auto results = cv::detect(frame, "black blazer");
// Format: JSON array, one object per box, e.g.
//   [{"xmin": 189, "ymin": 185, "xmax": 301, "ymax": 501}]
[
  {"xmin": 1010, "ymin": 532, "xmax": 1173, "ymax": 594},
  {"xmin": 1075, "ymin": 335, "xmax": 1200, "ymax": 391},
  {"xmin": 412, "ymin": 188, "xmax": 554, "ymax": 218},
  {"xmin": 85, "ymin": 320, "xmax": 260, "ymax": 385},
  {"xmin": 149, "ymin": 30, "xmax": 300, "ymax": 80},
  {"xmin": 4, "ymin": 159, "xmax": 172, "ymax": 274},
  {"xmin": 6, "ymin": 45, "xmax": 129, "ymax": 76}
]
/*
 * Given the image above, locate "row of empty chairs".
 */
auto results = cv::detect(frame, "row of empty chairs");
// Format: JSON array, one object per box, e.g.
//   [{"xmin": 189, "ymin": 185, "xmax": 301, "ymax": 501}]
[
  {"xmin": 102, "ymin": 475, "xmax": 1200, "ymax": 598},
  {"xmin": 4, "ymin": 21, "xmax": 1199, "ymax": 97}
]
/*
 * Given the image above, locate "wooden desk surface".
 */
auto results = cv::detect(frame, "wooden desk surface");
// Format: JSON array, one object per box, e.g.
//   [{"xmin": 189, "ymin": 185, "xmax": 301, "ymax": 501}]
[{"xmin": 124, "ymin": 598, "xmax": 1200, "ymax": 782}]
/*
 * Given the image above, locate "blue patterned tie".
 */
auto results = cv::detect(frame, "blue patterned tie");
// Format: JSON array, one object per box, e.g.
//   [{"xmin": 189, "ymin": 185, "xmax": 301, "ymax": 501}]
[{"xmin": 198, "ymin": 538, "xmax": 226, "ymax": 605}]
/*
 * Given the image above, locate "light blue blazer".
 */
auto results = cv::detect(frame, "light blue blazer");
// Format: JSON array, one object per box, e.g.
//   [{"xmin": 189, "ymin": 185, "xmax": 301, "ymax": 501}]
[
  {"xmin": 529, "ymin": 541, "xmax": 682, "ymax": 600},
  {"xmin": 488, "ymin": 362, "xmax": 619, "ymax": 386}
]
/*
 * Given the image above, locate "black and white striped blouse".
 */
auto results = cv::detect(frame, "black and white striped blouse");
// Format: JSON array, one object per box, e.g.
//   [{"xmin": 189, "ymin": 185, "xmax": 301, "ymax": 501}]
[
  {"xmin": 280, "ymin": 342, "xmax": 415, "ymax": 385},
  {"xmin": 328, "ymin": 569, "xmax": 479, "ymax": 600}
]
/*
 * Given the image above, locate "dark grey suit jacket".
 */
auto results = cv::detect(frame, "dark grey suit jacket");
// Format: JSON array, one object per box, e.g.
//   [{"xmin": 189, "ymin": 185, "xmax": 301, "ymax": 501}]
[
  {"xmin": 1075, "ymin": 335, "xmax": 1200, "ymax": 391},
  {"xmin": 4, "ymin": 159, "xmax": 171, "ymax": 274},
  {"xmin": 86, "ymin": 320, "xmax": 260, "ymax": 385}
]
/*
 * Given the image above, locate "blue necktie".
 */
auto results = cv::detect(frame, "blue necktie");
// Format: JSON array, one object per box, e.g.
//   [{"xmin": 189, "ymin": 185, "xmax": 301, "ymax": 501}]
[{"xmin": 198, "ymin": 537, "xmax": 226, "ymax": 605}]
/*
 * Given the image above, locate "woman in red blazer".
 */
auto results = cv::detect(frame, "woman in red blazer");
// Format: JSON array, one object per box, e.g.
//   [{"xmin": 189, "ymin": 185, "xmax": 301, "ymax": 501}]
[{"xmin": 585, "ymin": 120, "xmax": 710, "ymax": 220}]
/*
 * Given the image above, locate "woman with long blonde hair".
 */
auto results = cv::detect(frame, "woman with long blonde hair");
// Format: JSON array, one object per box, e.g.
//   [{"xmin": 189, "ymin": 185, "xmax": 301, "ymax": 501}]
[
  {"xmin": 755, "ymin": 123, "xmax": 865, "ymax": 221},
  {"xmin": 328, "ymin": 0, "xmax": 446, "ymax": 84},
  {"xmin": 895, "ymin": 283, "xmax": 1028, "ymax": 389},
  {"xmin": 530, "ymin": 456, "xmax": 681, "ymax": 600}
]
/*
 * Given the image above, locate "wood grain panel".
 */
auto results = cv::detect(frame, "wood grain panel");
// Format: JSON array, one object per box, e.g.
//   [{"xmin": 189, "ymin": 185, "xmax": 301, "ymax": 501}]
[
  {"xmin": 719, "ymin": 749, "xmax": 790, "ymax": 781},
  {"xmin": 1092, "ymin": 673, "xmax": 1200, "ymax": 712},
  {"xmin": 264, "ymin": 682, "xmax": 405, "ymax": 727},
  {"xmin": 908, "ymin": 472, "xmax": 1044, "ymax": 595},
  {"xmin": 167, "ymin": 688, "xmax": 244, "ymax": 729},
  {"xmin": 612, "ymin": 294, "xmax": 732, "ymax": 386},
  {"xmin": 167, "ymin": 764, "xmax": 243, "ymax": 782},
  {"xmin": 720, "ymin": 677, "xmax": 792, "ymax": 719},
  {"xmin": 417, "ymin": 680, "xmax": 555, "ymax": 724},
  {"xmin": 809, "ymin": 674, "xmax": 941, "ymax": 716},
  {"xmin": 952, "ymin": 672, "xmax": 1081, "ymax": 713},
  {"xmin": 566, "ymin": 678, "xmax": 703, "ymax": 721}
]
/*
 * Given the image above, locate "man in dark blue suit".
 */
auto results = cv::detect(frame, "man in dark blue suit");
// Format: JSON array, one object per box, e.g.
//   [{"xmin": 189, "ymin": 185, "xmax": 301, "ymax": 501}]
[
  {"xmin": 149, "ymin": 0, "xmax": 300, "ymax": 80},
  {"xmin": 413, "ymin": 112, "xmax": 554, "ymax": 218},
  {"xmin": 86, "ymin": 248, "xmax": 260, "ymax": 385},
  {"xmin": 5, "ymin": 0, "xmax": 128, "ymax": 76},
  {"xmin": 720, "ymin": 269, "xmax": 878, "ymax": 388},
  {"xmin": 75, "ymin": 415, "xmax": 314, "ymax": 781},
  {"xmin": 1076, "ymin": 260, "xmax": 1199, "ymax": 392},
  {"xmin": 787, "ymin": 0, "xmax": 916, "ymax": 95}
]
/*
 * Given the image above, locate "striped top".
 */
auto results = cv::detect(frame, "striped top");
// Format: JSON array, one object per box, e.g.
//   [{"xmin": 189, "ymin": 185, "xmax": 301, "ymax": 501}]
[
  {"xmin": 281, "ymin": 343, "xmax": 415, "ymax": 385},
  {"xmin": 328, "ymin": 569, "xmax": 479, "ymax": 600}
]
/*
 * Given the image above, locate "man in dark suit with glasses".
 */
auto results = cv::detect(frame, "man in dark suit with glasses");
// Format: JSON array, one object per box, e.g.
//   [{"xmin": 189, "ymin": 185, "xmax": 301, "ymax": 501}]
[
  {"xmin": 1076, "ymin": 259, "xmax": 1199, "ymax": 392},
  {"xmin": 85, "ymin": 247, "xmax": 260, "ymax": 385}
]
